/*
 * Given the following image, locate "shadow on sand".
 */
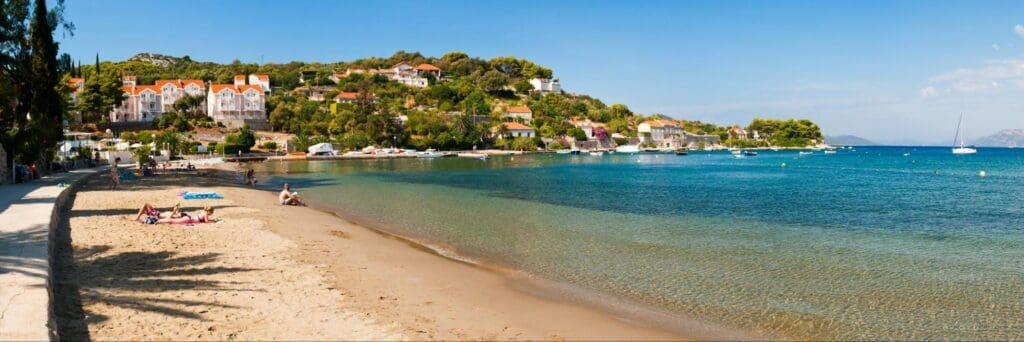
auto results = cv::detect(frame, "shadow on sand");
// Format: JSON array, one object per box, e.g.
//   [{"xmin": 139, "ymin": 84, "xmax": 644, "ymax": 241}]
[{"xmin": 51, "ymin": 171, "xmax": 262, "ymax": 340}]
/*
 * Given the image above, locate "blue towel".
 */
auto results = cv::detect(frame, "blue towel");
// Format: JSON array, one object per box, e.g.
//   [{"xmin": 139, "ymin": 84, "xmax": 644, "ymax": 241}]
[{"xmin": 180, "ymin": 191, "xmax": 224, "ymax": 200}]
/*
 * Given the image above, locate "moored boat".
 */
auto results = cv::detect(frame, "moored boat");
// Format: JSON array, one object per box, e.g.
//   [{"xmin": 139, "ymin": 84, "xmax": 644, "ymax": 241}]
[
  {"xmin": 457, "ymin": 152, "xmax": 488, "ymax": 160},
  {"xmin": 674, "ymin": 148, "xmax": 689, "ymax": 155},
  {"xmin": 615, "ymin": 145, "xmax": 640, "ymax": 153},
  {"xmin": 951, "ymin": 113, "xmax": 977, "ymax": 155},
  {"xmin": 417, "ymin": 149, "xmax": 443, "ymax": 158}
]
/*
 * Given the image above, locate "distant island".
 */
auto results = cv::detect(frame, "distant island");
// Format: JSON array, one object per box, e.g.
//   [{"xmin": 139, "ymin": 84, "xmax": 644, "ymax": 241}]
[
  {"xmin": 825, "ymin": 135, "xmax": 877, "ymax": 146},
  {"xmin": 972, "ymin": 129, "xmax": 1024, "ymax": 147}
]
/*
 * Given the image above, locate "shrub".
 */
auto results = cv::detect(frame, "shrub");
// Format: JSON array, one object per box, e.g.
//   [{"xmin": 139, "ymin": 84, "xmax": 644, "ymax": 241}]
[
  {"xmin": 262, "ymin": 141, "xmax": 278, "ymax": 150},
  {"xmin": 548, "ymin": 141, "xmax": 565, "ymax": 150},
  {"xmin": 216, "ymin": 143, "xmax": 245, "ymax": 155}
]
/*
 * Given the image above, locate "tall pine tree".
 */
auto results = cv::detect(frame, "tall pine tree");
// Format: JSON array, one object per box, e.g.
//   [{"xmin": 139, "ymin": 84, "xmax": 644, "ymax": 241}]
[{"xmin": 27, "ymin": 0, "xmax": 63, "ymax": 168}]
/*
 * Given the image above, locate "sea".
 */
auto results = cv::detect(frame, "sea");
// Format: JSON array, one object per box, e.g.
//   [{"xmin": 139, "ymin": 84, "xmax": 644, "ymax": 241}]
[{"xmin": 254, "ymin": 146, "xmax": 1024, "ymax": 340}]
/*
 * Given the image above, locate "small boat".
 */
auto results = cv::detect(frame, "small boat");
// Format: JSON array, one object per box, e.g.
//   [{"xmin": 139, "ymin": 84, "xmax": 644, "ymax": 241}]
[
  {"xmin": 417, "ymin": 149, "xmax": 443, "ymax": 158},
  {"xmin": 589, "ymin": 151, "xmax": 604, "ymax": 156},
  {"xmin": 742, "ymin": 151, "xmax": 758, "ymax": 156},
  {"xmin": 824, "ymin": 150, "xmax": 837, "ymax": 155},
  {"xmin": 675, "ymin": 148, "xmax": 689, "ymax": 155},
  {"xmin": 951, "ymin": 113, "xmax": 977, "ymax": 155},
  {"xmin": 457, "ymin": 153, "xmax": 488, "ymax": 160},
  {"xmin": 798, "ymin": 151, "xmax": 813, "ymax": 156},
  {"xmin": 555, "ymin": 149, "xmax": 572, "ymax": 154},
  {"xmin": 615, "ymin": 145, "xmax": 640, "ymax": 153}
]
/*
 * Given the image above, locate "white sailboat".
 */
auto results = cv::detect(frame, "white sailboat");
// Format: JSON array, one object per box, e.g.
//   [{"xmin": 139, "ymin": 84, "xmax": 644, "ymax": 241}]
[{"xmin": 951, "ymin": 113, "xmax": 977, "ymax": 155}]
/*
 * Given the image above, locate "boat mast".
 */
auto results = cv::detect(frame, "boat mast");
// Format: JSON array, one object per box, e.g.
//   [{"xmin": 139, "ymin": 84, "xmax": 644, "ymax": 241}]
[{"xmin": 953, "ymin": 113, "xmax": 964, "ymax": 148}]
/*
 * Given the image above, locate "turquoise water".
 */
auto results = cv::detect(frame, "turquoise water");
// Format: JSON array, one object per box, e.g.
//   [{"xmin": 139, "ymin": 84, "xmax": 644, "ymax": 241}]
[{"xmin": 257, "ymin": 147, "xmax": 1024, "ymax": 339}]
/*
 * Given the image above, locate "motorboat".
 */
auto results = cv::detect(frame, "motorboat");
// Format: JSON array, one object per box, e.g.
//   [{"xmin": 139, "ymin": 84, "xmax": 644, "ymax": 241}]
[
  {"xmin": 675, "ymin": 148, "xmax": 689, "ymax": 156},
  {"xmin": 589, "ymin": 151, "xmax": 604, "ymax": 156},
  {"xmin": 555, "ymin": 149, "xmax": 572, "ymax": 154},
  {"xmin": 457, "ymin": 152, "xmax": 488, "ymax": 160},
  {"xmin": 417, "ymin": 149, "xmax": 443, "ymax": 158},
  {"xmin": 742, "ymin": 150, "xmax": 758, "ymax": 156},
  {"xmin": 614, "ymin": 144, "xmax": 638, "ymax": 153}
]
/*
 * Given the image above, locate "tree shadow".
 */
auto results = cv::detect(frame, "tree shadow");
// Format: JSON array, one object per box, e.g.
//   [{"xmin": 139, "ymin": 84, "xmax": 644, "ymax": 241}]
[
  {"xmin": 0, "ymin": 226, "xmax": 49, "ymax": 279},
  {"xmin": 52, "ymin": 180, "xmax": 262, "ymax": 341}
]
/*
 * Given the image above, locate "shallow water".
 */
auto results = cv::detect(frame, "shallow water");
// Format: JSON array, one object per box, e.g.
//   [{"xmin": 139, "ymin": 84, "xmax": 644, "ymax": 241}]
[{"xmin": 258, "ymin": 147, "xmax": 1024, "ymax": 339}]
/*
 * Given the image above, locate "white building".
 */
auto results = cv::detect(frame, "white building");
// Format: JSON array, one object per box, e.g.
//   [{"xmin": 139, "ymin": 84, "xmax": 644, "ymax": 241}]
[
  {"xmin": 638, "ymin": 119, "xmax": 684, "ymax": 148},
  {"xmin": 492, "ymin": 122, "xmax": 536, "ymax": 139},
  {"xmin": 111, "ymin": 85, "xmax": 162, "ymax": 122},
  {"xmin": 248, "ymin": 74, "xmax": 271, "ymax": 93},
  {"xmin": 530, "ymin": 78, "xmax": 561, "ymax": 93},
  {"xmin": 503, "ymin": 106, "xmax": 533, "ymax": 123},
  {"xmin": 67, "ymin": 77, "xmax": 85, "ymax": 123},
  {"xmin": 155, "ymin": 79, "xmax": 206, "ymax": 112},
  {"xmin": 570, "ymin": 118, "xmax": 607, "ymax": 140},
  {"xmin": 109, "ymin": 77, "xmax": 207, "ymax": 123},
  {"xmin": 206, "ymin": 84, "xmax": 266, "ymax": 123}
]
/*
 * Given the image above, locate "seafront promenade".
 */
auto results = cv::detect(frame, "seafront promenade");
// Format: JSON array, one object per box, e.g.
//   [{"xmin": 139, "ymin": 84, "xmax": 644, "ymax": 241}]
[{"xmin": 0, "ymin": 168, "xmax": 97, "ymax": 341}]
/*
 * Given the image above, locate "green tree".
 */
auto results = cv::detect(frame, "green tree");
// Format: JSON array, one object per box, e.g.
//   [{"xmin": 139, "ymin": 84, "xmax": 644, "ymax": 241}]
[
  {"xmin": 461, "ymin": 90, "xmax": 488, "ymax": 117},
  {"xmin": 77, "ymin": 70, "xmax": 124, "ymax": 123}
]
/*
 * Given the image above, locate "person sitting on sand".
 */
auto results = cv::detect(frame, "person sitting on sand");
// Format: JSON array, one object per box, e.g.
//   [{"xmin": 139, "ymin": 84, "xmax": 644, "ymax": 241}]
[
  {"xmin": 279, "ymin": 183, "xmax": 305, "ymax": 206},
  {"xmin": 134, "ymin": 203, "xmax": 183, "ymax": 223},
  {"xmin": 139, "ymin": 206, "xmax": 218, "ymax": 225}
]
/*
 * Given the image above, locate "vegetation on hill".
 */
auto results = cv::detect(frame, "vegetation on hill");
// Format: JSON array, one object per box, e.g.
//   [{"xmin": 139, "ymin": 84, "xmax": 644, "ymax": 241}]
[{"xmin": 70, "ymin": 50, "xmax": 824, "ymax": 151}]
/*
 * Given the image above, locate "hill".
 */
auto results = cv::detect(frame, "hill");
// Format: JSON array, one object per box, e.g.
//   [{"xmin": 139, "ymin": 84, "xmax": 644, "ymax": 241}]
[
  {"xmin": 972, "ymin": 129, "xmax": 1024, "ymax": 147},
  {"xmin": 825, "ymin": 135, "xmax": 877, "ymax": 146}
]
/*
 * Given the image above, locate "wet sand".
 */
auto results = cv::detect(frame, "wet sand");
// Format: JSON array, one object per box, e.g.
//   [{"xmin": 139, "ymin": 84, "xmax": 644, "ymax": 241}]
[{"xmin": 54, "ymin": 170, "xmax": 686, "ymax": 340}]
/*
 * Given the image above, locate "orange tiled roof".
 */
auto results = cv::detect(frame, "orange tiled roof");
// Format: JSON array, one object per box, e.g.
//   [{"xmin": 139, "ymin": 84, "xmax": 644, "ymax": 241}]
[
  {"xmin": 122, "ymin": 85, "xmax": 160, "ymax": 95},
  {"xmin": 181, "ymin": 79, "xmax": 205, "ymax": 88},
  {"xmin": 210, "ymin": 84, "xmax": 239, "ymax": 93},
  {"xmin": 414, "ymin": 63, "xmax": 440, "ymax": 71},
  {"xmin": 506, "ymin": 106, "xmax": 532, "ymax": 113},
  {"xmin": 391, "ymin": 61, "xmax": 411, "ymax": 69},
  {"xmin": 234, "ymin": 75, "xmax": 245, "ymax": 80},
  {"xmin": 335, "ymin": 91, "xmax": 377, "ymax": 100},
  {"xmin": 68, "ymin": 77, "xmax": 84, "ymax": 85},
  {"xmin": 253, "ymin": 74, "xmax": 269, "ymax": 81},
  {"xmin": 502, "ymin": 122, "xmax": 534, "ymax": 130},
  {"xmin": 645, "ymin": 119, "xmax": 678, "ymax": 128},
  {"xmin": 238, "ymin": 84, "xmax": 263, "ymax": 93}
]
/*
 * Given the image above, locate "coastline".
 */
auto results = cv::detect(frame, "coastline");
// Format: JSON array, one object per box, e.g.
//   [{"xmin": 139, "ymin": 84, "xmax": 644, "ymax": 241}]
[{"xmin": 55, "ymin": 168, "xmax": 690, "ymax": 340}]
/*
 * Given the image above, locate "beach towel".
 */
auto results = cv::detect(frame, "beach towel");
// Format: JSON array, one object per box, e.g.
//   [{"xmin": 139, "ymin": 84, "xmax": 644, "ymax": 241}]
[
  {"xmin": 179, "ymin": 191, "xmax": 224, "ymax": 200},
  {"xmin": 119, "ymin": 169, "xmax": 138, "ymax": 180}
]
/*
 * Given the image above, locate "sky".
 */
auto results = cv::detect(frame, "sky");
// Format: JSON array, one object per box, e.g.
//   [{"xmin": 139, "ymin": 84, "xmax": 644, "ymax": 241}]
[{"xmin": 58, "ymin": 0, "xmax": 1024, "ymax": 144}]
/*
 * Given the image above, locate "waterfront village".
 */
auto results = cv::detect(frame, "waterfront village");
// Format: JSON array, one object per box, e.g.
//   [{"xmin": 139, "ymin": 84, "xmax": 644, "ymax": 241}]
[{"xmin": 3, "ymin": 51, "xmax": 825, "ymax": 177}]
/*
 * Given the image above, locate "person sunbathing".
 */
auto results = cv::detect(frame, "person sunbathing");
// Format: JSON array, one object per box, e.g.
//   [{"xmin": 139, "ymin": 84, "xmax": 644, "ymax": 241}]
[
  {"xmin": 134, "ymin": 203, "xmax": 182, "ymax": 223},
  {"xmin": 159, "ymin": 207, "xmax": 217, "ymax": 224},
  {"xmin": 141, "ymin": 207, "xmax": 218, "ymax": 225}
]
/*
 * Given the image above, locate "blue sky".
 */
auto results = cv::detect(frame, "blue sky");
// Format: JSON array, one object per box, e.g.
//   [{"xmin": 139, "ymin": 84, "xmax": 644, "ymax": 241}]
[{"xmin": 59, "ymin": 0, "xmax": 1024, "ymax": 143}]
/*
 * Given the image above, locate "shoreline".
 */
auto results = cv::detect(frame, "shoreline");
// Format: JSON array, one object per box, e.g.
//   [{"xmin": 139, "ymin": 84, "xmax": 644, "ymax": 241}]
[{"xmin": 55, "ymin": 168, "xmax": 693, "ymax": 340}]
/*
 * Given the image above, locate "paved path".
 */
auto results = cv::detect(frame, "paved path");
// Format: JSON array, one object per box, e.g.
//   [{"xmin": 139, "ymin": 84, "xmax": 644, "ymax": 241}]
[{"xmin": 0, "ymin": 168, "xmax": 98, "ymax": 341}]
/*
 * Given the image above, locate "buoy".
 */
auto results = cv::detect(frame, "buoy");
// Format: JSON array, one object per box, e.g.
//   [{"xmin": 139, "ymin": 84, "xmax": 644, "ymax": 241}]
[
  {"xmin": 511, "ymin": 157, "xmax": 515, "ymax": 161},
  {"xmin": 979, "ymin": 170, "xmax": 986, "ymax": 177},
  {"xmin": 781, "ymin": 162, "xmax": 787, "ymax": 168}
]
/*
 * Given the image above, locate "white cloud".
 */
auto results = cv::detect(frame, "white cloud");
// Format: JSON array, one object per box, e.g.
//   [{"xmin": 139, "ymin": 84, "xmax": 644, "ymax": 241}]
[
  {"xmin": 1015, "ymin": 24, "xmax": 1024, "ymax": 38},
  {"xmin": 928, "ymin": 58, "xmax": 1024, "ymax": 93},
  {"xmin": 919, "ymin": 86, "xmax": 938, "ymax": 98}
]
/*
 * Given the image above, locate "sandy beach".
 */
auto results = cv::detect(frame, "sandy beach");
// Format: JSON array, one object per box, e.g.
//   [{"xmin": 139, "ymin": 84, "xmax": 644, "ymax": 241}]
[{"xmin": 53, "ymin": 169, "xmax": 685, "ymax": 340}]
